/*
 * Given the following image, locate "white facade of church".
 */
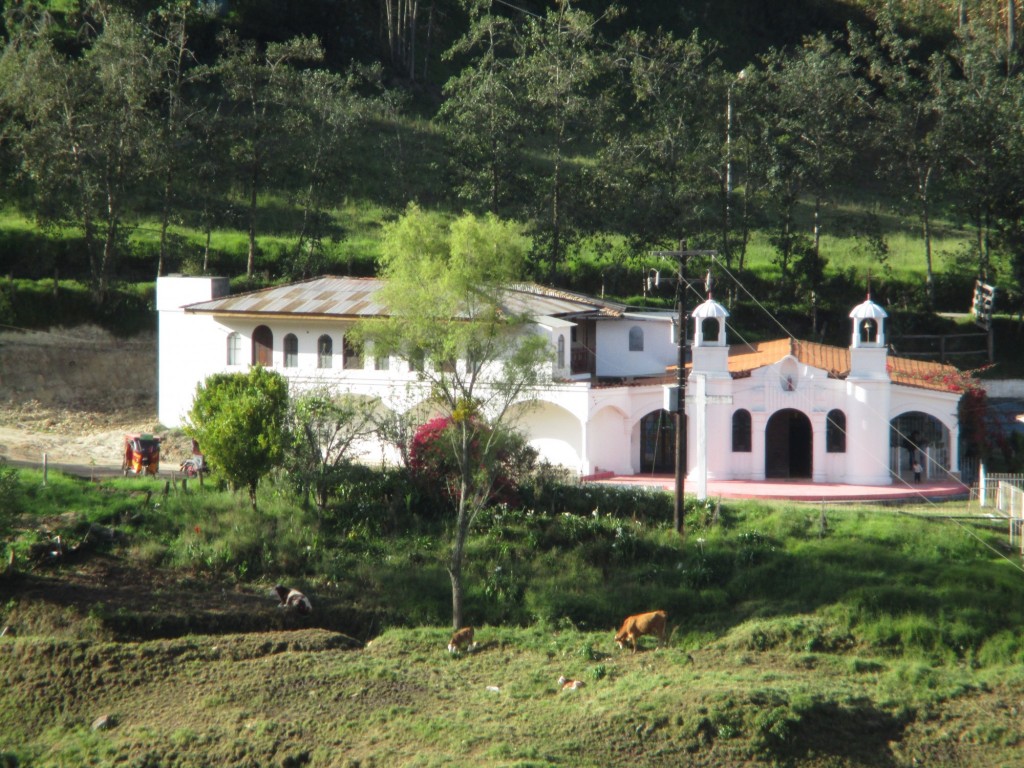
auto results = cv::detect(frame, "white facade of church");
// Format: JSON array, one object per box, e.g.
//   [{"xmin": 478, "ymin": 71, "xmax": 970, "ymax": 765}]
[{"xmin": 157, "ymin": 275, "xmax": 963, "ymax": 490}]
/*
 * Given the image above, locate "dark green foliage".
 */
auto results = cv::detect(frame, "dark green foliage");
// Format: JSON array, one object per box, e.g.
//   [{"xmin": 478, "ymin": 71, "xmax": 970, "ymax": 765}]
[
  {"xmin": 0, "ymin": 463, "xmax": 19, "ymax": 552},
  {"xmin": 5, "ymin": 450, "xmax": 1024, "ymax": 673},
  {"xmin": 186, "ymin": 367, "xmax": 289, "ymax": 509},
  {"xmin": 2, "ymin": 278, "xmax": 154, "ymax": 335}
]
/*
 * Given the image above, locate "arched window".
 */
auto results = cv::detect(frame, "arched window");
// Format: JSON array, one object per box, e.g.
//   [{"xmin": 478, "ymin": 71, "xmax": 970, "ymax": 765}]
[
  {"xmin": 252, "ymin": 325, "xmax": 273, "ymax": 366},
  {"xmin": 283, "ymin": 334, "xmax": 298, "ymax": 368},
  {"xmin": 343, "ymin": 335, "xmax": 363, "ymax": 370},
  {"xmin": 859, "ymin": 319, "xmax": 877, "ymax": 344},
  {"xmin": 226, "ymin": 332, "xmax": 241, "ymax": 365},
  {"xmin": 404, "ymin": 346, "xmax": 425, "ymax": 373},
  {"xmin": 732, "ymin": 409, "xmax": 752, "ymax": 452},
  {"xmin": 628, "ymin": 325, "xmax": 644, "ymax": 352},
  {"xmin": 317, "ymin": 335, "xmax": 333, "ymax": 369},
  {"xmin": 557, "ymin": 334, "xmax": 565, "ymax": 368},
  {"xmin": 701, "ymin": 318, "xmax": 719, "ymax": 343},
  {"xmin": 826, "ymin": 409, "xmax": 846, "ymax": 453}
]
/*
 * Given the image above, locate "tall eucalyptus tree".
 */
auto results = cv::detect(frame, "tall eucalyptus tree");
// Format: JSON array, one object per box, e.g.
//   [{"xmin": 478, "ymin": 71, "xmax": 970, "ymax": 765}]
[
  {"xmin": 747, "ymin": 33, "xmax": 867, "ymax": 325},
  {"xmin": 215, "ymin": 32, "xmax": 323, "ymax": 278},
  {"xmin": 932, "ymin": 29, "xmax": 1019, "ymax": 279},
  {"xmin": 510, "ymin": 1, "xmax": 611, "ymax": 281},
  {"xmin": 438, "ymin": 1, "xmax": 525, "ymax": 216},
  {"xmin": 147, "ymin": 1, "xmax": 209, "ymax": 278},
  {"xmin": 852, "ymin": 21, "xmax": 947, "ymax": 308},
  {"xmin": 0, "ymin": 7, "xmax": 156, "ymax": 300},
  {"xmin": 287, "ymin": 63, "xmax": 386, "ymax": 279},
  {"xmin": 599, "ymin": 29, "xmax": 723, "ymax": 257}
]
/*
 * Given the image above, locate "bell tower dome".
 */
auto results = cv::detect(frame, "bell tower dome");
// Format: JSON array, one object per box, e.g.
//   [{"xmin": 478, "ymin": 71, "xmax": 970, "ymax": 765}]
[
  {"xmin": 848, "ymin": 294, "xmax": 889, "ymax": 379},
  {"xmin": 691, "ymin": 275, "xmax": 730, "ymax": 375}
]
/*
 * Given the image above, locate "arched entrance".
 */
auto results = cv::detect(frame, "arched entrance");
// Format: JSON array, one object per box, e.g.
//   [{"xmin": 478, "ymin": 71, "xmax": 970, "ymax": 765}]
[
  {"xmin": 765, "ymin": 409, "xmax": 812, "ymax": 479},
  {"xmin": 252, "ymin": 325, "xmax": 273, "ymax": 366},
  {"xmin": 890, "ymin": 412, "xmax": 951, "ymax": 481},
  {"xmin": 639, "ymin": 409, "xmax": 681, "ymax": 473}
]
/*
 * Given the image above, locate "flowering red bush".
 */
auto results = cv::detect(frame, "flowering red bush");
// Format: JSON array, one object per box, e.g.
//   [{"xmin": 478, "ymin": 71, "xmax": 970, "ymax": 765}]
[
  {"xmin": 409, "ymin": 417, "xmax": 462, "ymax": 494},
  {"xmin": 408, "ymin": 416, "xmax": 536, "ymax": 508}
]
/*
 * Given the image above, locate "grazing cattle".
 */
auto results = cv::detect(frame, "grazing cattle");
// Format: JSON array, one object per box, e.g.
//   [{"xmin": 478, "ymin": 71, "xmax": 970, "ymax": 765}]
[
  {"xmin": 273, "ymin": 584, "xmax": 312, "ymax": 616},
  {"xmin": 614, "ymin": 610, "xmax": 667, "ymax": 653},
  {"xmin": 447, "ymin": 626, "xmax": 475, "ymax": 653},
  {"xmin": 557, "ymin": 675, "xmax": 585, "ymax": 691}
]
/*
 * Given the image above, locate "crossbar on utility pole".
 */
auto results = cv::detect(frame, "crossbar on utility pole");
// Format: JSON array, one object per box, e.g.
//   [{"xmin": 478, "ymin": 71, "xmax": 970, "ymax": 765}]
[{"xmin": 651, "ymin": 240, "xmax": 717, "ymax": 536}]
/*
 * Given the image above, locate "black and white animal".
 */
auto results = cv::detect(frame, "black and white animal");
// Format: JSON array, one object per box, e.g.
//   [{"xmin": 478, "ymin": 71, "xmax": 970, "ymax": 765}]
[{"xmin": 272, "ymin": 584, "xmax": 312, "ymax": 616}]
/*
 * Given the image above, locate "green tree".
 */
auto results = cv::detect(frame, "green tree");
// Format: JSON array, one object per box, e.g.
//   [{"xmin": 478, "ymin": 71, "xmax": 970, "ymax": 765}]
[
  {"xmin": 852, "ymin": 19, "xmax": 947, "ymax": 308},
  {"xmin": 185, "ymin": 366, "xmax": 290, "ymax": 510},
  {"xmin": 511, "ymin": 1, "xmax": 611, "ymax": 280},
  {"xmin": 0, "ymin": 7, "xmax": 156, "ymax": 300},
  {"xmin": 933, "ymin": 27, "xmax": 1021, "ymax": 280},
  {"xmin": 214, "ymin": 32, "xmax": 323, "ymax": 278},
  {"xmin": 285, "ymin": 389, "xmax": 378, "ymax": 513},
  {"xmin": 286, "ymin": 64, "xmax": 384, "ymax": 280},
  {"xmin": 747, "ymin": 33, "xmax": 866, "ymax": 323},
  {"xmin": 439, "ymin": 1, "xmax": 526, "ymax": 216},
  {"xmin": 146, "ymin": 0, "xmax": 209, "ymax": 278},
  {"xmin": 357, "ymin": 204, "xmax": 550, "ymax": 629},
  {"xmin": 599, "ymin": 29, "xmax": 723, "ymax": 253}
]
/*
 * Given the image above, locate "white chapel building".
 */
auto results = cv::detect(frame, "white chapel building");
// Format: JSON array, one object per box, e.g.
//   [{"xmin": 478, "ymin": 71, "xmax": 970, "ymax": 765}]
[{"xmin": 157, "ymin": 275, "xmax": 964, "ymax": 488}]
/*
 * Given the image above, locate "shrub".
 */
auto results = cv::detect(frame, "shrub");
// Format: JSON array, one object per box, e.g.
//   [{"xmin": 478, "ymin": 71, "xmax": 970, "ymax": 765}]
[{"xmin": 408, "ymin": 416, "xmax": 537, "ymax": 512}]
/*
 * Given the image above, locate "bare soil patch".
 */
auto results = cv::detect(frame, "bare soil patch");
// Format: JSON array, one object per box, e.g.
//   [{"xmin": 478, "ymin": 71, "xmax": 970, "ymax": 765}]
[{"xmin": 0, "ymin": 326, "xmax": 191, "ymax": 469}]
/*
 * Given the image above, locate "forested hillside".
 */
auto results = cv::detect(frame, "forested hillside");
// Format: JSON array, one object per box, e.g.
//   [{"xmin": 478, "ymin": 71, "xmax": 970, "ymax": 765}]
[{"xmin": 0, "ymin": 0, "xmax": 1022, "ymax": 339}]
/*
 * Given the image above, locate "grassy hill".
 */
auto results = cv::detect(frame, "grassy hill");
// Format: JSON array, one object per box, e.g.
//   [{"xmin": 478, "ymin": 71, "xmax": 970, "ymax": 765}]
[{"xmin": 2, "ymin": 466, "xmax": 1024, "ymax": 766}]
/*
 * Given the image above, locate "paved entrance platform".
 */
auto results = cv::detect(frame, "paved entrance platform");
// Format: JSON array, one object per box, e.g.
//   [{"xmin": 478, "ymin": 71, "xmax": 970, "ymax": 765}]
[{"xmin": 589, "ymin": 474, "xmax": 970, "ymax": 503}]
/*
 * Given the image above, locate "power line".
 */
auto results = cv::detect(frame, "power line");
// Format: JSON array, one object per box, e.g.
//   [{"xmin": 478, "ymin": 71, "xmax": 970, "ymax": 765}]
[{"xmin": 703, "ymin": 254, "xmax": 1024, "ymax": 574}]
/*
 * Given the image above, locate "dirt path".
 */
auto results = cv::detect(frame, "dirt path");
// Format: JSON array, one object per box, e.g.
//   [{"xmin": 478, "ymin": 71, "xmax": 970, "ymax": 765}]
[{"xmin": 0, "ymin": 327, "xmax": 191, "ymax": 469}]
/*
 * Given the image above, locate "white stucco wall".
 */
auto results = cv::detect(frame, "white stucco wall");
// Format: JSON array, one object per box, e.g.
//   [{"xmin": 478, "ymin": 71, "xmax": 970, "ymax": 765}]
[
  {"xmin": 510, "ymin": 400, "xmax": 583, "ymax": 472},
  {"xmin": 594, "ymin": 316, "xmax": 676, "ymax": 378},
  {"xmin": 157, "ymin": 276, "xmax": 231, "ymax": 428},
  {"xmin": 157, "ymin": 277, "xmax": 963, "ymax": 486}
]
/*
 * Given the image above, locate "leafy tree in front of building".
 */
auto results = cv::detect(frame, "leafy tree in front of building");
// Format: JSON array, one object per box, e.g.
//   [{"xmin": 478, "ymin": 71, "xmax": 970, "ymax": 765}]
[{"xmin": 186, "ymin": 366, "xmax": 289, "ymax": 510}]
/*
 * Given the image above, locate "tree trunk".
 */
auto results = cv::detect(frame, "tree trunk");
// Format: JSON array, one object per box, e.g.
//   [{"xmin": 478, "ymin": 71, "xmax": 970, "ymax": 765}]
[
  {"xmin": 158, "ymin": 178, "xmax": 171, "ymax": 278},
  {"xmin": 449, "ymin": 480, "xmax": 469, "ymax": 630},
  {"xmin": 1009, "ymin": 0, "xmax": 1017, "ymax": 58},
  {"xmin": 550, "ymin": 145, "xmax": 562, "ymax": 283},
  {"xmin": 247, "ymin": 164, "xmax": 258, "ymax": 278},
  {"xmin": 812, "ymin": 194, "xmax": 822, "ymax": 336},
  {"xmin": 203, "ymin": 227, "xmax": 211, "ymax": 272},
  {"xmin": 918, "ymin": 165, "xmax": 935, "ymax": 309}
]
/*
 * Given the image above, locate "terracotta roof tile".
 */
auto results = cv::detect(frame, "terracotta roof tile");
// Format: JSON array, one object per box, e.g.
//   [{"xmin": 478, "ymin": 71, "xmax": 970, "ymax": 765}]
[
  {"xmin": 725, "ymin": 339, "xmax": 850, "ymax": 378},
  {"xmin": 674, "ymin": 337, "xmax": 964, "ymax": 393}
]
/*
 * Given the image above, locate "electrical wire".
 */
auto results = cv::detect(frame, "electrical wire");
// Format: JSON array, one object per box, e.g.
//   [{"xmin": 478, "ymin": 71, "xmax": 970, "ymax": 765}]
[{"xmin": 702, "ymin": 254, "xmax": 1024, "ymax": 573}]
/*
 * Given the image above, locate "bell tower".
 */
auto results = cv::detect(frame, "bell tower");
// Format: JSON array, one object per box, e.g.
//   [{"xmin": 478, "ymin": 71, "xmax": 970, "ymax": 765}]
[
  {"xmin": 691, "ymin": 276, "xmax": 730, "ymax": 376},
  {"xmin": 848, "ymin": 294, "xmax": 889, "ymax": 380}
]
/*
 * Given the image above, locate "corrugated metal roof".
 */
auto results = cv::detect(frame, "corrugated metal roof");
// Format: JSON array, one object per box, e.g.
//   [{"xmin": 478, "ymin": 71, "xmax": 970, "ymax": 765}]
[
  {"xmin": 185, "ymin": 276, "xmax": 386, "ymax": 318},
  {"xmin": 184, "ymin": 276, "xmax": 624, "ymax": 320}
]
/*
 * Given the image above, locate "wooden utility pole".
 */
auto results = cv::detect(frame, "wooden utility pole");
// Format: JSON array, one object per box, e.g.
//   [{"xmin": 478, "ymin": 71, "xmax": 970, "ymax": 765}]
[{"xmin": 651, "ymin": 240, "xmax": 717, "ymax": 535}]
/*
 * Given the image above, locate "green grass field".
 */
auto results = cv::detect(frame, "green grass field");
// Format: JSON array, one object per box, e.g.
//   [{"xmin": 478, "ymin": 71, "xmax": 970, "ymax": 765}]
[{"xmin": 2, "ymin": 468, "xmax": 1024, "ymax": 766}]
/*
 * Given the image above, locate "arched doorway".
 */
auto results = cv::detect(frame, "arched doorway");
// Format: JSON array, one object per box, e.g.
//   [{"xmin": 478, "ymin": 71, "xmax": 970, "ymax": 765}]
[
  {"xmin": 765, "ymin": 409, "xmax": 812, "ymax": 479},
  {"xmin": 252, "ymin": 325, "xmax": 273, "ymax": 366},
  {"xmin": 639, "ymin": 409, "xmax": 680, "ymax": 473},
  {"xmin": 890, "ymin": 412, "xmax": 950, "ymax": 481}
]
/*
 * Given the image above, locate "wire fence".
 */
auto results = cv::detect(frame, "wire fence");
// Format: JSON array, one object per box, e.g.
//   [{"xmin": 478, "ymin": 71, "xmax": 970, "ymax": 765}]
[{"xmin": 975, "ymin": 465, "xmax": 1024, "ymax": 555}]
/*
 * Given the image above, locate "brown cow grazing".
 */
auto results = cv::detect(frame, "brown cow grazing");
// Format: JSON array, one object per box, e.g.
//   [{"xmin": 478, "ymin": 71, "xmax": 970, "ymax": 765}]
[
  {"xmin": 614, "ymin": 610, "xmax": 667, "ymax": 653},
  {"xmin": 273, "ymin": 584, "xmax": 312, "ymax": 616},
  {"xmin": 447, "ymin": 626, "xmax": 475, "ymax": 654}
]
